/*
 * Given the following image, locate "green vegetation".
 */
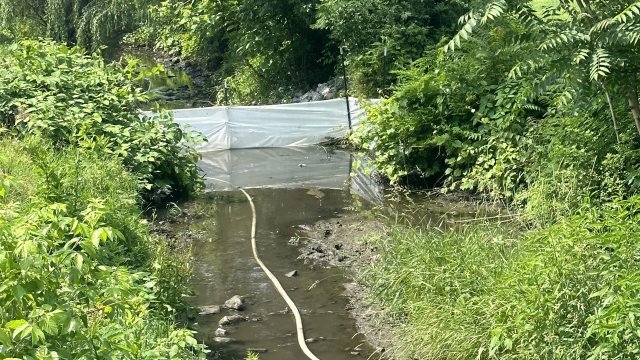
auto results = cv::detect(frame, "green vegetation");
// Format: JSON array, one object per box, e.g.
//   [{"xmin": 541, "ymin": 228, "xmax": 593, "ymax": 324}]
[
  {"xmin": 0, "ymin": 40, "xmax": 204, "ymax": 201},
  {"xmin": 245, "ymin": 351, "xmax": 260, "ymax": 360},
  {"xmin": 354, "ymin": 0, "xmax": 640, "ymax": 208},
  {"xmin": 0, "ymin": 139, "xmax": 205, "ymax": 359},
  {"xmin": 366, "ymin": 197, "xmax": 640, "ymax": 359},
  {"xmin": 0, "ymin": 0, "xmax": 152, "ymax": 51},
  {"xmin": 3, "ymin": 0, "xmax": 640, "ymax": 359},
  {"xmin": 121, "ymin": 0, "xmax": 467, "ymax": 104},
  {"xmin": 0, "ymin": 39, "xmax": 205, "ymax": 357},
  {"xmin": 355, "ymin": 2, "xmax": 640, "ymax": 358}
]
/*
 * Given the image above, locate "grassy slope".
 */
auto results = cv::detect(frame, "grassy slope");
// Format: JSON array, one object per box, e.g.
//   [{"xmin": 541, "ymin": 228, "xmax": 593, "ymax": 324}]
[{"xmin": 363, "ymin": 197, "xmax": 640, "ymax": 360}]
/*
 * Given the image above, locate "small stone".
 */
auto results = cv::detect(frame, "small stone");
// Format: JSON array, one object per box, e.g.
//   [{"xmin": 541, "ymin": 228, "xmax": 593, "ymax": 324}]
[
  {"xmin": 350, "ymin": 351, "xmax": 360, "ymax": 355},
  {"xmin": 213, "ymin": 337, "xmax": 233, "ymax": 343},
  {"xmin": 218, "ymin": 315, "xmax": 247, "ymax": 326},
  {"xmin": 224, "ymin": 295, "xmax": 245, "ymax": 311},
  {"xmin": 334, "ymin": 243, "xmax": 343, "ymax": 250},
  {"xmin": 324, "ymin": 229, "xmax": 332, "ymax": 237},
  {"xmin": 214, "ymin": 328, "xmax": 227, "ymax": 337},
  {"xmin": 285, "ymin": 270, "xmax": 298, "ymax": 277},
  {"xmin": 298, "ymin": 163, "xmax": 307, "ymax": 167},
  {"xmin": 198, "ymin": 305, "xmax": 221, "ymax": 315},
  {"xmin": 305, "ymin": 337, "xmax": 325, "ymax": 343}
]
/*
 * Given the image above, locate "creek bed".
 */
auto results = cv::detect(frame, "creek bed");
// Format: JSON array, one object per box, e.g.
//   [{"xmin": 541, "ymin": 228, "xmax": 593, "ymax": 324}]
[{"xmin": 174, "ymin": 147, "xmax": 382, "ymax": 359}]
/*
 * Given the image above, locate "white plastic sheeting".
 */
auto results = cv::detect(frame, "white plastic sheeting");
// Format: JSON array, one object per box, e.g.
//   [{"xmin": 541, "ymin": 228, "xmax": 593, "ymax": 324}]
[
  {"xmin": 199, "ymin": 147, "xmax": 384, "ymax": 203},
  {"xmin": 152, "ymin": 98, "xmax": 366, "ymax": 151}
]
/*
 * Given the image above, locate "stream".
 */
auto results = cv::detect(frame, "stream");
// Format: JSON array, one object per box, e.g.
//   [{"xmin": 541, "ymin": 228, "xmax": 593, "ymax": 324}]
[
  {"xmin": 133, "ymin": 56, "xmax": 488, "ymax": 359},
  {"xmin": 172, "ymin": 147, "xmax": 383, "ymax": 359}
]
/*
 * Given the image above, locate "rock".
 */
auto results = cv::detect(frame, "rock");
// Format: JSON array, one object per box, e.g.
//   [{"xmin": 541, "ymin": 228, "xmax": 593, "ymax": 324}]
[
  {"xmin": 300, "ymin": 90, "xmax": 323, "ymax": 102},
  {"xmin": 214, "ymin": 328, "xmax": 227, "ymax": 337},
  {"xmin": 317, "ymin": 83, "xmax": 336, "ymax": 100},
  {"xmin": 213, "ymin": 337, "xmax": 233, "ymax": 343},
  {"xmin": 224, "ymin": 295, "xmax": 245, "ymax": 311},
  {"xmin": 324, "ymin": 229, "xmax": 333, "ymax": 237},
  {"xmin": 285, "ymin": 270, "xmax": 298, "ymax": 278},
  {"xmin": 305, "ymin": 337, "xmax": 325, "ymax": 343},
  {"xmin": 198, "ymin": 305, "xmax": 221, "ymax": 315},
  {"xmin": 350, "ymin": 351, "xmax": 360, "ymax": 355},
  {"xmin": 218, "ymin": 315, "xmax": 247, "ymax": 326}
]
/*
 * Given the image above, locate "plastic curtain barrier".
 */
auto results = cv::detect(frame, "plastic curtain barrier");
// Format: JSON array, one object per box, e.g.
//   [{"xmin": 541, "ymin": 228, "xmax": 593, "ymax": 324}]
[{"xmin": 145, "ymin": 98, "xmax": 369, "ymax": 151}]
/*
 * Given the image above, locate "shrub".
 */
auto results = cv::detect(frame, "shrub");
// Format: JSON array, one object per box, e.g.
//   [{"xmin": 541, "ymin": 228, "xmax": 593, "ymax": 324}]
[
  {"xmin": 0, "ymin": 138, "xmax": 205, "ymax": 359},
  {"xmin": 0, "ymin": 40, "xmax": 204, "ymax": 201}
]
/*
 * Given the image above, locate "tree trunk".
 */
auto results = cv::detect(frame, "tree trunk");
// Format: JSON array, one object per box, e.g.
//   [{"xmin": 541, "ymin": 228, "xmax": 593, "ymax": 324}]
[
  {"xmin": 628, "ymin": 88, "xmax": 640, "ymax": 136},
  {"xmin": 602, "ymin": 86, "xmax": 620, "ymax": 144}
]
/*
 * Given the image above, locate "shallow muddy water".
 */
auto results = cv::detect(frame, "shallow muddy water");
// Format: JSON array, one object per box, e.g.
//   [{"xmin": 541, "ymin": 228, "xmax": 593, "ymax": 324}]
[{"xmin": 180, "ymin": 147, "xmax": 382, "ymax": 359}]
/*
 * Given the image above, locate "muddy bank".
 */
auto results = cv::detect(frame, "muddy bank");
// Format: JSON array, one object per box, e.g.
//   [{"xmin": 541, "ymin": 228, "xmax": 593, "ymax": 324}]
[
  {"xmin": 295, "ymin": 211, "xmax": 395, "ymax": 359},
  {"xmin": 295, "ymin": 194, "xmax": 507, "ymax": 359}
]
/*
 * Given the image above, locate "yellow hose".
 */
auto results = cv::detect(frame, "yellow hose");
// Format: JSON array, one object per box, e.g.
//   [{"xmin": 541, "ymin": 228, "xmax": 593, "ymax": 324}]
[{"xmin": 206, "ymin": 177, "xmax": 321, "ymax": 360}]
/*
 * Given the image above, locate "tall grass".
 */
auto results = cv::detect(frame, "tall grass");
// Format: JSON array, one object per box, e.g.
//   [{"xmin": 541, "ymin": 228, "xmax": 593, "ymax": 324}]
[
  {"xmin": 363, "ymin": 197, "xmax": 640, "ymax": 359},
  {"xmin": 364, "ymin": 223, "xmax": 519, "ymax": 359}
]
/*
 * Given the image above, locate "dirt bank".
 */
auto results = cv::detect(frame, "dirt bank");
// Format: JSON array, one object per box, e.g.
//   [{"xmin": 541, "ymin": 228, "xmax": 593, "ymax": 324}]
[{"xmin": 295, "ymin": 212, "xmax": 396, "ymax": 359}]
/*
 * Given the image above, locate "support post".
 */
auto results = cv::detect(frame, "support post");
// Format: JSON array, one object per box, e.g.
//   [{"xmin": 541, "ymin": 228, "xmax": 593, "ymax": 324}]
[
  {"xmin": 340, "ymin": 47, "xmax": 352, "ymax": 130},
  {"xmin": 224, "ymin": 79, "xmax": 229, "ymax": 106},
  {"xmin": 382, "ymin": 46, "xmax": 388, "ymax": 96}
]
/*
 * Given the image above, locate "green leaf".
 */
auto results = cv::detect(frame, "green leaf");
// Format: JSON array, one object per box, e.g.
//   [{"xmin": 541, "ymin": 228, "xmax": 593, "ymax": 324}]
[
  {"xmin": 12, "ymin": 322, "xmax": 31, "ymax": 340},
  {"xmin": 0, "ymin": 328, "xmax": 12, "ymax": 346},
  {"xmin": 5, "ymin": 319, "xmax": 27, "ymax": 330},
  {"xmin": 13, "ymin": 285, "xmax": 26, "ymax": 300}
]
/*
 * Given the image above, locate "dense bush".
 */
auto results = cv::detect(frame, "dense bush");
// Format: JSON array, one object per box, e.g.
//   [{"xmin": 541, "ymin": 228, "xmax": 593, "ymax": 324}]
[
  {"xmin": 314, "ymin": 0, "xmax": 467, "ymax": 96},
  {"xmin": 0, "ymin": 138, "xmax": 205, "ymax": 359},
  {"xmin": 365, "ymin": 196, "xmax": 640, "ymax": 359},
  {"xmin": 353, "ymin": 18, "xmax": 535, "ymax": 194},
  {"xmin": 0, "ymin": 40, "xmax": 204, "ymax": 200},
  {"xmin": 130, "ymin": 0, "xmax": 334, "ymax": 105},
  {"xmin": 0, "ymin": 0, "xmax": 153, "ymax": 51},
  {"xmin": 355, "ymin": 1, "xmax": 640, "ymax": 211}
]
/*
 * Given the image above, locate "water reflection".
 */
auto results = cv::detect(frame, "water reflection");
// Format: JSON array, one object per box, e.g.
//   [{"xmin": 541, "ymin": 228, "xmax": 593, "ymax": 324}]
[{"xmin": 199, "ymin": 147, "xmax": 383, "ymax": 204}]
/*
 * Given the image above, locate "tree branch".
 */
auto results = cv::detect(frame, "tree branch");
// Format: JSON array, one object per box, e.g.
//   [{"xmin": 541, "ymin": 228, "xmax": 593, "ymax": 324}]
[{"xmin": 22, "ymin": 0, "xmax": 48, "ymax": 29}]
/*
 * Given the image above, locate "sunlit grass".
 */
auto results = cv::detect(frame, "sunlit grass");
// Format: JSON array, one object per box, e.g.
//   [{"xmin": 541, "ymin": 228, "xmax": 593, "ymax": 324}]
[{"xmin": 362, "ymin": 197, "xmax": 640, "ymax": 358}]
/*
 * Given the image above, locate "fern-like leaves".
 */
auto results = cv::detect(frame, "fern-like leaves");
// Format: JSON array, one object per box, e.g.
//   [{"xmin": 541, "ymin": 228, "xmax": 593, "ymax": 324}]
[{"xmin": 589, "ymin": 48, "xmax": 612, "ymax": 81}]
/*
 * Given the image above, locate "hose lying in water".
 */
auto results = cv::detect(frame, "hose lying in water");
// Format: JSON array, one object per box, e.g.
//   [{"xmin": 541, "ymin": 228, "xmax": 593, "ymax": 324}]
[{"xmin": 205, "ymin": 177, "xmax": 321, "ymax": 360}]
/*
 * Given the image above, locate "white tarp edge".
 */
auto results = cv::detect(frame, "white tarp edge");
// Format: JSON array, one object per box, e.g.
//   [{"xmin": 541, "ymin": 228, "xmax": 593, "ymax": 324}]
[{"xmin": 145, "ymin": 98, "xmax": 370, "ymax": 151}]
